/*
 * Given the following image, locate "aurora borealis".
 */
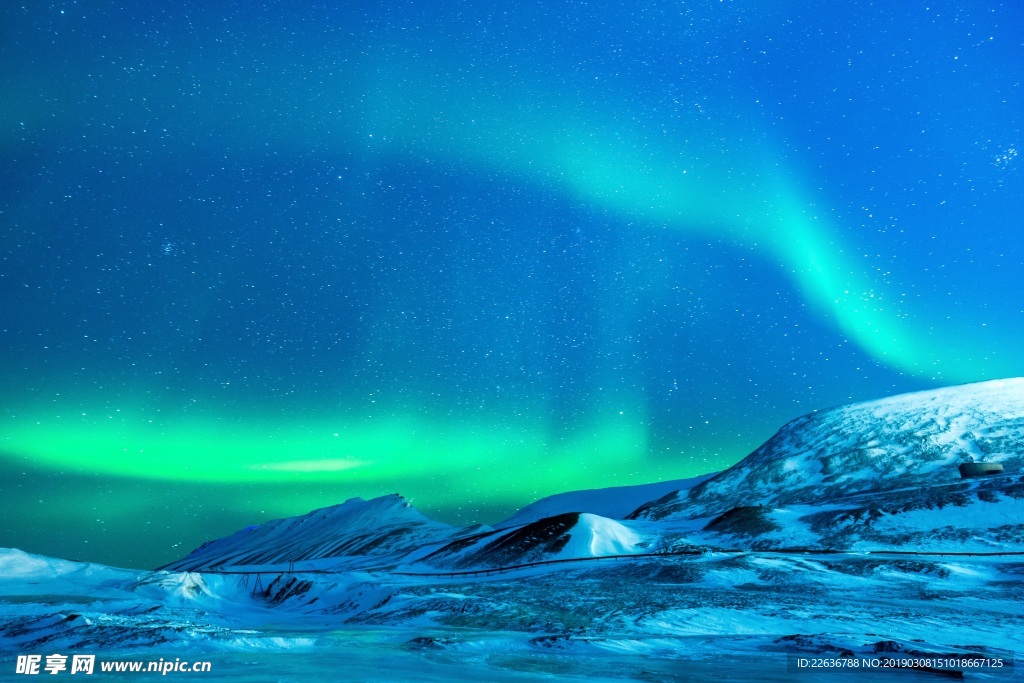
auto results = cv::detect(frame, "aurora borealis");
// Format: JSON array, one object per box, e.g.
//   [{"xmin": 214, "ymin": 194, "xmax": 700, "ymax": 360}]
[{"xmin": 2, "ymin": 1, "xmax": 1022, "ymax": 568}]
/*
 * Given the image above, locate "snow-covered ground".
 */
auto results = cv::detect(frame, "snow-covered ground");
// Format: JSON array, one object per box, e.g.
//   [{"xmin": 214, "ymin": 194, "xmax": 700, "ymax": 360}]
[{"xmin": 2, "ymin": 547, "xmax": 1021, "ymax": 681}]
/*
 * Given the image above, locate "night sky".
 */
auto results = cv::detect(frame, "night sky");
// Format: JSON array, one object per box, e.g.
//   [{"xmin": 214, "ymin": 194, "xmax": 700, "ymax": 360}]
[{"xmin": 2, "ymin": 1, "xmax": 1022, "ymax": 569}]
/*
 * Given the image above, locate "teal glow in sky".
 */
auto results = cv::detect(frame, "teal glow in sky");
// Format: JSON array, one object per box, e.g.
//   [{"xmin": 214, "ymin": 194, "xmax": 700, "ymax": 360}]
[{"xmin": 1, "ymin": 0, "xmax": 1022, "ymax": 568}]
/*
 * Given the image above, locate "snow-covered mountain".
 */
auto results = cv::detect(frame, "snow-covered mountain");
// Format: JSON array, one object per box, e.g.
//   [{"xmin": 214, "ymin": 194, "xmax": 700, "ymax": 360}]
[
  {"xmin": 632, "ymin": 378, "xmax": 1024, "ymax": 521},
  {"xmin": 496, "ymin": 474, "xmax": 716, "ymax": 528},
  {"xmin": 684, "ymin": 472, "xmax": 1024, "ymax": 553},
  {"xmin": 161, "ymin": 494, "xmax": 464, "ymax": 572},
  {"xmin": 0, "ymin": 548, "xmax": 261, "ymax": 652},
  {"xmin": 413, "ymin": 513, "xmax": 651, "ymax": 569},
  {"xmin": 0, "ymin": 548, "xmax": 141, "ymax": 599}
]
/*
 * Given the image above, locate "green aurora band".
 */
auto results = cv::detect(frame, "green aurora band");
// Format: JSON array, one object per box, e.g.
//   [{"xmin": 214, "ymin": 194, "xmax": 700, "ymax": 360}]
[
  {"xmin": 1, "ymin": 44, "xmax": 1015, "ymax": 515},
  {"xmin": 358, "ymin": 55, "xmax": 960, "ymax": 378},
  {"xmin": 4, "ymin": 409, "xmax": 647, "ymax": 488}
]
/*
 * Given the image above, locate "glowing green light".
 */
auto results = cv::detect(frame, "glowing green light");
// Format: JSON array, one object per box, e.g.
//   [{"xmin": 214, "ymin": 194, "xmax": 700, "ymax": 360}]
[
  {"xmin": 1, "ymin": 406, "xmax": 662, "ymax": 504},
  {"xmin": 356, "ymin": 56, "xmax": 1012, "ymax": 382}
]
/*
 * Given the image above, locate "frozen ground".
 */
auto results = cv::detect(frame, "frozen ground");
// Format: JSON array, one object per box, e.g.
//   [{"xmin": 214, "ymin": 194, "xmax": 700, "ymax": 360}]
[{"xmin": 1, "ymin": 547, "xmax": 1021, "ymax": 681}]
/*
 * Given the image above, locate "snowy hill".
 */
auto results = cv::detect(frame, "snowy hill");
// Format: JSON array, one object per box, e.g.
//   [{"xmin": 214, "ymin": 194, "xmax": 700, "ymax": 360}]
[
  {"xmin": 684, "ymin": 471, "xmax": 1024, "ymax": 553},
  {"xmin": 0, "ymin": 548, "xmax": 351, "ymax": 653},
  {"xmin": 415, "ymin": 513, "xmax": 651, "ymax": 569},
  {"xmin": 0, "ymin": 548, "xmax": 142, "ymax": 599},
  {"xmin": 497, "ymin": 474, "xmax": 717, "ymax": 528},
  {"xmin": 161, "ymin": 494, "xmax": 460, "ymax": 572},
  {"xmin": 632, "ymin": 378, "xmax": 1024, "ymax": 521}
]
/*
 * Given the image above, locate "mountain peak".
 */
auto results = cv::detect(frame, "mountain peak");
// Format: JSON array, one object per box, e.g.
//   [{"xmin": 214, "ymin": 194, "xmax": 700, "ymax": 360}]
[
  {"xmin": 161, "ymin": 493, "xmax": 452, "ymax": 572},
  {"xmin": 633, "ymin": 377, "xmax": 1024, "ymax": 520}
]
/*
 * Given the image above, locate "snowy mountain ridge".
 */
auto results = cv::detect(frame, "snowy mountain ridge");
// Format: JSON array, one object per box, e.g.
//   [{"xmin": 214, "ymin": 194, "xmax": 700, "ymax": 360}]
[
  {"xmin": 160, "ymin": 493, "xmax": 461, "ymax": 572},
  {"xmin": 632, "ymin": 377, "xmax": 1024, "ymax": 521},
  {"xmin": 496, "ymin": 474, "xmax": 716, "ymax": 528},
  {"xmin": 410, "ymin": 512, "xmax": 651, "ymax": 570},
  {"xmin": 161, "ymin": 378, "xmax": 1024, "ymax": 572}
]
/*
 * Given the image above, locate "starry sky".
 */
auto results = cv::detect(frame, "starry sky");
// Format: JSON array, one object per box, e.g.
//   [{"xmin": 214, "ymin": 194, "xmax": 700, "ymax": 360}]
[{"xmin": 1, "ymin": 0, "xmax": 1022, "ymax": 569}]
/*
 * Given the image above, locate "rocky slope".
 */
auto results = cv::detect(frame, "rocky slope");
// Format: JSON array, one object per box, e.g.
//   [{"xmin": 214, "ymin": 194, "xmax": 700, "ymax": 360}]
[{"xmin": 631, "ymin": 378, "xmax": 1024, "ymax": 521}]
